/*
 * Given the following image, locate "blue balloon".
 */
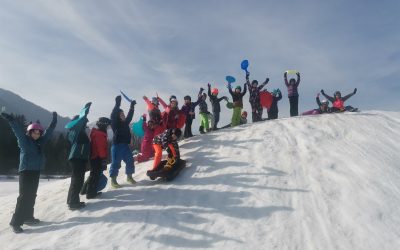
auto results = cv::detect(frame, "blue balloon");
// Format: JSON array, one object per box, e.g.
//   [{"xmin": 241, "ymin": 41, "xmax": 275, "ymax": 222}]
[
  {"xmin": 97, "ymin": 173, "xmax": 108, "ymax": 192},
  {"xmin": 132, "ymin": 117, "xmax": 144, "ymax": 137},
  {"xmin": 226, "ymin": 76, "xmax": 236, "ymax": 84}
]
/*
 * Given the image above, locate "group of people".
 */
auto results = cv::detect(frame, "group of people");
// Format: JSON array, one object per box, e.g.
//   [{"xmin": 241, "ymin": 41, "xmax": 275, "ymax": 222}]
[{"xmin": 0, "ymin": 69, "xmax": 358, "ymax": 234}]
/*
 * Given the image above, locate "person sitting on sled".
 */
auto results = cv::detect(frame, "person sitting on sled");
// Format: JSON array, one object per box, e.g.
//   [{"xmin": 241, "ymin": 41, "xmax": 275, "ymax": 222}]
[
  {"xmin": 320, "ymin": 88, "xmax": 358, "ymax": 112},
  {"xmin": 150, "ymin": 128, "xmax": 182, "ymax": 171},
  {"xmin": 302, "ymin": 93, "xmax": 333, "ymax": 116}
]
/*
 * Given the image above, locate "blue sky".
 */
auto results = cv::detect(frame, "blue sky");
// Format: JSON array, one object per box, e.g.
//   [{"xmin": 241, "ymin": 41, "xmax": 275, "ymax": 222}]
[{"xmin": 0, "ymin": 0, "xmax": 399, "ymax": 126}]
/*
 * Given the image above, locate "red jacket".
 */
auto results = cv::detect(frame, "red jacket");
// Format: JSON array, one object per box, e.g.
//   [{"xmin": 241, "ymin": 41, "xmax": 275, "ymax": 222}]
[{"xmin": 90, "ymin": 128, "xmax": 108, "ymax": 160}]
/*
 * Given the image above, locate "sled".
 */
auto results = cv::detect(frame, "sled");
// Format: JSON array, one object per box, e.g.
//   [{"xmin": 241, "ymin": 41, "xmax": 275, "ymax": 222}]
[
  {"xmin": 146, "ymin": 159, "xmax": 186, "ymax": 181},
  {"xmin": 260, "ymin": 91, "xmax": 273, "ymax": 109}
]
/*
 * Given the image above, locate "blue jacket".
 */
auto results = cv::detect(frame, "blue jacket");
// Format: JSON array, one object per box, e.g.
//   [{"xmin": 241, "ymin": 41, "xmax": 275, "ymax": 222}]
[
  {"xmin": 7, "ymin": 116, "xmax": 56, "ymax": 172},
  {"xmin": 67, "ymin": 115, "xmax": 90, "ymax": 161}
]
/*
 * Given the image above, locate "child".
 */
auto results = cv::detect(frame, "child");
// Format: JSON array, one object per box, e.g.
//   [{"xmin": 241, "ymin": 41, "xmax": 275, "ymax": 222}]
[
  {"xmin": 228, "ymin": 83, "xmax": 247, "ymax": 127},
  {"xmin": 86, "ymin": 117, "xmax": 110, "ymax": 199},
  {"xmin": 1, "ymin": 111, "xmax": 57, "ymax": 233},
  {"xmin": 268, "ymin": 89, "xmax": 283, "ymax": 120},
  {"xmin": 198, "ymin": 88, "xmax": 210, "ymax": 134},
  {"xmin": 302, "ymin": 93, "xmax": 332, "ymax": 116},
  {"xmin": 158, "ymin": 96, "xmax": 185, "ymax": 130},
  {"xmin": 109, "ymin": 95, "xmax": 136, "ymax": 188},
  {"xmin": 207, "ymin": 83, "xmax": 228, "ymax": 130},
  {"xmin": 180, "ymin": 95, "xmax": 199, "ymax": 138},
  {"xmin": 150, "ymin": 128, "xmax": 182, "ymax": 171},
  {"xmin": 284, "ymin": 71, "xmax": 301, "ymax": 117},
  {"xmin": 246, "ymin": 73, "xmax": 269, "ymax": 122},
  {"xmin": 321, "ymin": 88, "xmax": 357, "ymax": 112},
  {"xmin": 66, "ymin": 102, "xmax": 91, "ymax": 210},
  {"xmin": 136, "ymin": 114, "xmax": 155, "ymax": 163},
  {"xmin": 143, "ymin": 96, "xmax": 162, "ymax": 125}
]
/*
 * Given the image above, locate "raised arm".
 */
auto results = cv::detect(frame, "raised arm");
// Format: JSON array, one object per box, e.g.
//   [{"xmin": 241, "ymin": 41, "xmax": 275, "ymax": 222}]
[
  {"xmin": 284, "ymin": 72, "xmax": 289, "ymax": 87},
  {"xmin": 320, "ymin": 90, "xmax": 335, "ymax": 103},
  {"xmin": 342, "ymin": 88, "xmax": 357, "ymax": 102},
  {"xmin": 41, "ymin": 112, "xmax": 58, "ymax": 144},
  {"xmin": 296, "ymin": 72, "xmax": 301, "ymax": 87}
]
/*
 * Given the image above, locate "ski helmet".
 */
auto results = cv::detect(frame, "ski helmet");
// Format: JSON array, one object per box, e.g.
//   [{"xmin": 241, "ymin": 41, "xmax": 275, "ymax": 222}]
[
  {"xmin": 151, "ymin": 97, "xmax": 159, "ymax": 105},
  {"xmin": 211, "ymin": 88, "xmax": 219, "ymax": 95},
  {"xmin": 27, "ymin": 123, "xmax": 44, "ymax": 133},
  {"xmin": 184, "ymin": 95, "xmax": 191, "ymax": 101}
]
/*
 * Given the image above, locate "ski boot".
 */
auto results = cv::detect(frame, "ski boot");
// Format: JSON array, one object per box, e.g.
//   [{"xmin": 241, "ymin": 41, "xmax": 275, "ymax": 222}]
[
  {"xmin": 126, "ymin": 174, "xmax": 137, "ymax": 185},
  {"xmin": 111, "ymin": 176, "xmax": 122, "ymax": 188},
  {"xmin": 164, "ymin": 157, "xmax": 176, "ymax": 171}
]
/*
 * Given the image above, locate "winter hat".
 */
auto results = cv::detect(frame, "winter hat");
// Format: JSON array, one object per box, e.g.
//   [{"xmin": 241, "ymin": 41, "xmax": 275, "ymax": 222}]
[
  {"xmin": 169, "ymin": 95, "xmax": 177, "ymax": 102},
  {"xmin": 211, "ymin": 88, "xmax": 219, "ymax": 95},
  {"xmin": 184, "ymin": 95, "xmax": 191, "ymax": 101}
]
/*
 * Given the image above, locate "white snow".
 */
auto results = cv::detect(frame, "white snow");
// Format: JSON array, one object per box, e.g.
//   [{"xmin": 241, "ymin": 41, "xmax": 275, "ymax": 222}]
[{"xmin": 0, "ymin": 110, "xmax": 400, "ymax": 249}]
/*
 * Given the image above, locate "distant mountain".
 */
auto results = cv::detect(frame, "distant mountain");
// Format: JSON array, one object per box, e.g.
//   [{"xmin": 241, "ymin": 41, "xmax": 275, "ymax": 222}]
[{"xmin": 0, "ymin": 88, "xmax": 70, "ymax": 132}]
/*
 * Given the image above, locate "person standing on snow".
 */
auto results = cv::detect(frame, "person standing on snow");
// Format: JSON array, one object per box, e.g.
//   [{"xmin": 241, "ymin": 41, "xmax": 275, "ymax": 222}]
[
  {"xmin": 1, "ymin": 111, "xmax": 57, "ymax": 233},
  {"xmin": 207, "ymin": 83, "xmax": 228, "ymax": 130},
  {"xmin": 66, "ymin": 102, "xmax": 91, "ymax": 210},
  {"xmin": 245, "ymin": 72, "xmax": 269, "ymax": 122},
  {"xmin": 228, "ymin": 83, "xmax": 247, "ymax": 127},
  {"xmin": 284, "ymin": 71, "xmax": 301, "ymax": 117},
  {"xmin": 109, "ymin": 95, "xmax": 136, "ymax": 188}
]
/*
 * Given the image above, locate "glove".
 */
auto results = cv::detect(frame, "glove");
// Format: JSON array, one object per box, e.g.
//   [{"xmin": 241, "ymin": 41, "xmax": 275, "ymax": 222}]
[
  {"xmin": 130, "ymin": 100, "xmax": 136, "ymax": 109},
  {"xmin": 0, "ymin": 112, "xmax": 13, "ymax": 121},
  {"xmin": 84, "ymin": 102, "xmax": 92, "ymax": 115},
  {"xmin": 353, "ymin": 88, "xmax": 357, "ymax": 94},
  {"xmin": 101, "ymin": 160, "xmax": 108, "ymax": 171},
  {"xmin": 207, "ymin": 83, "xmax": 211, "ymax": 88},
  {"xmin": 321, "ymin": 89, "xmax": 325, "ymax": 95},
  {"xmin": 115, "ymin": 95, "xmax": 122, "ymax": 106}
]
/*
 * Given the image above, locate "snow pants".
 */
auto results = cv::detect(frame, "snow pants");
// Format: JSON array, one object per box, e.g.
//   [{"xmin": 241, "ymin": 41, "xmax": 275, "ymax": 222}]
[
  {"xmin": 109, "ymin": 143, "xmax": 134, "ymax": 177},
  {"xmin": 10, "ymin": 170, "xmax": 40, "ymax": 227},
  {"xmin": 231, "ymin": 107, "xmax": 242, "ymax": 127}
]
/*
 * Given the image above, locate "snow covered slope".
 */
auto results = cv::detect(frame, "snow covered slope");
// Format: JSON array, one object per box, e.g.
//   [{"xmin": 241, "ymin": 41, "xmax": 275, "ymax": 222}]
[{"xmin": 1, "ymin": 111, "xmax": 400, "ymax": 250}]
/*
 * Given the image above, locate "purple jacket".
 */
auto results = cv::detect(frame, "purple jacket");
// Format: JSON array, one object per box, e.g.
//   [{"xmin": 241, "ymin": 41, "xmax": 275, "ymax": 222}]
[{"xmin": 284, "ymin": 74, "xmax": 300, "ymax": 97}]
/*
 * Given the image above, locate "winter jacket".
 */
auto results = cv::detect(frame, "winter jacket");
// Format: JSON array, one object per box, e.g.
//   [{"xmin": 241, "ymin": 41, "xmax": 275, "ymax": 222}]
[
  {"xmin": 143, "ymin": 96, "xmax": 162, "ymax": 124},
  {"xmin": 208, "ymin": 85, "xmax": 227, "ymax": 113},
  {"xmin": 269, "ymin": 92, "xmax": 282, "ymax": 115},
  {"xmin": 321, "ymin": 92, "xmax": 355, "ymax": 110},
  {"xmin": 197, "ymin": 89, "xmax": 209, "ymax": 114},
  {"xmin": 110, "ymin": 103, "xmax": 134, "ymax": 144},
  {"xmin": 158, "ymin": 97, "xmax": 185, "ymax": 129},
  {"xmin": 90, "ymin": 128, "xmax": 108, "ymax": 160},
  {"xmin": 5, "ymin": 114, "xmax": 56, "ymax": 172},
  {"xmin": 246, "ymin": 80, "xmax": 268, "ymax": 106},
  {"xmin": 228, "ymin": 84, "xmax": 247, "ymax": 108},
  {"xmin": 284, "ymin": 74, "xmax": 300, "ymax": 97},
  {"xmin": 181, "ymin": 101, "xmax": 199, "ymax": 120},
  {"xmin": 67, "ymin": 116, "xmax": 90, "ymax": 161}
]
